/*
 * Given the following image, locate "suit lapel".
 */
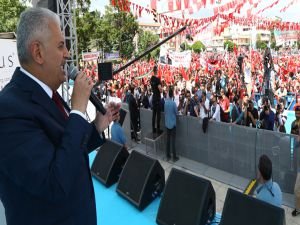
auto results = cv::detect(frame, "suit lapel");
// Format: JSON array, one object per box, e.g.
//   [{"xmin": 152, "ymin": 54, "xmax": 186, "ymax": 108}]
[{"xmin": 12, "ymin": 68, "xmax": 67, "ymax": 124}]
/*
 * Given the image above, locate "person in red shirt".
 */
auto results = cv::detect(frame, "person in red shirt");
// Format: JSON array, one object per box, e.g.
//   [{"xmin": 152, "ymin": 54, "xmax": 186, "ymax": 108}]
[{"xmin": 219, "ymin": 89, "xmax": 230, "ymax": 122}]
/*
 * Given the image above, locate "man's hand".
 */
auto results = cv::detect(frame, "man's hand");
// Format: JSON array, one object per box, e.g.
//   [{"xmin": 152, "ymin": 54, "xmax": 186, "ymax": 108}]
[
  {"xmin": 71, "ymin": 72, "xmax": 94, "ymax": 114},
  {"xmin": 93, "ymin": 102, "xmax": 121, "ymax": 133}
]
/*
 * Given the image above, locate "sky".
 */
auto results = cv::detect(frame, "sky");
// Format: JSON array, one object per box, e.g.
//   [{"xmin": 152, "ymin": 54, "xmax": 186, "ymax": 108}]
[{"xmin": 90, "ymin": 0, "xmax": 300, "ymax": 22}]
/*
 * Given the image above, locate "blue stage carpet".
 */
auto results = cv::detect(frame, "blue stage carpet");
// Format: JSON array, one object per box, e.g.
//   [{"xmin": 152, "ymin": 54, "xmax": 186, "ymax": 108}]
[{"xmin": 89, "ymin": 151, "xmax": 221, "ymax": 225}]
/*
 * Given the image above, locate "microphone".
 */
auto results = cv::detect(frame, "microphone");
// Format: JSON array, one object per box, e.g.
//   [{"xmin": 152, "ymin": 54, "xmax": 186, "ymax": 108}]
[{"xmin": 68, "ymin": 65, "xmax": 107, "ymax": 115}]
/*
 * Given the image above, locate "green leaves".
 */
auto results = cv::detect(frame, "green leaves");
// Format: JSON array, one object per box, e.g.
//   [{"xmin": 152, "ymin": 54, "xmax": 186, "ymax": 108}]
[
  {"xmin": 0, "ymin": 0, "xmax": 27, "ymax": 33},
  {"xmin": 138, "ymin": 30, "xmax": 159, "ymax": 60},
  {"xmin": 191, "ymin": 41, "xmax": 206, "ymax": 53},
  {"xmin": 76, "ymin": 5, "xmax": 138, "ymax": 59},
  {"xmin": 223, "ymin": 40, "xmax": 234, "ymax": 52}
]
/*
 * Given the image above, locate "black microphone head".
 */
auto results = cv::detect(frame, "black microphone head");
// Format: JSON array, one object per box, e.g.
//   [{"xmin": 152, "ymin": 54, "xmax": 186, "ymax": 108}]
[{"xmin": 68, "ymin": 64, "xmax": 78, "ymax": 80}]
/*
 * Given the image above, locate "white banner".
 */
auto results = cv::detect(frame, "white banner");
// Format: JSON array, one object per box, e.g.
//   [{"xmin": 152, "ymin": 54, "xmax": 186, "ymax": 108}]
[
  {"xmin": 274, "ymin": 30, "xmax": 298, "ymax": 47},
  {"xmin": 0, "ymin": 39, "xmax": 19, "ymax": 91},
  {"xmin": 82, "ymin": 51, "xmax": 100, "ymax": 61},
  {"xmin": 168, "ymin": 50, "xmax": 192, "ymax": 68}
]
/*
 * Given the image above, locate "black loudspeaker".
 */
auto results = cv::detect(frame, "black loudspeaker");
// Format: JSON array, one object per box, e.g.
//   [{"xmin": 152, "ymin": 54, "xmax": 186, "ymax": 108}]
[
  {"xmin": 98, "ymin": 62, "xmax": 113, "ymax": 81},
  {"xmin": 116, "ymin": 150, "xmax": 165, "ymax": 211},
  {"xmin": 220, "ymin": 188, "xmax": 285, "ymax": 225},
  {"xmin": 156, "ymin": 168, "xmax": 216, "ymax": 225},
  {"xmin": 91, "ymin": 140, "xmax": 129, "ymax": 187}
]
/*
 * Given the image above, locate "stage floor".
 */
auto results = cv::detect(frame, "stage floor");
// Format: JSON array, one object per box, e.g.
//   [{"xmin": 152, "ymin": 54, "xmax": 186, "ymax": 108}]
[{"xmin": 89, "ymin": 151, "xmax": 221, "ymax": 225}]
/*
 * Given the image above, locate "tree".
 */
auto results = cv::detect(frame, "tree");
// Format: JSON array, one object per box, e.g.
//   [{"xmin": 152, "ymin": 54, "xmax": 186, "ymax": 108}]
[
  {"xmin": 75, "ymin": 5, "xmax": 139, "ymax": 59},
  {"xmin": 0, "ymin": 0, "xmax": 27, "ymax": 32},
  {"xmin": 180, "ymin": 42, "xmax": 192, "ymax": 51},
  {"xmin": 256, "ymin": 40, "xmax": 267, "ymax": 50},
  {"xmin": 224, "ymin": 40, "xmax": 234, "ymax": 52},
  {"xmin": 137, "ymin": 30, "xmax": 159, "ymax": 60},
  {"xmin": 97, "ymin": 6, "xmax": 138, "ymax": 59},
  {"xmin": 76, "ymin": 10, "xmax": 103, "ymax": 54},
  {"xmin": 270, "ymin": 29, "xmax": 280, "ymax": 50},
  {"xmin": 191, "ymin": 41, "xmax": 206, "ymax": 53},
  {"xmin": 256, "ymin": 34, "xmax": 268, "ymax": 50}
]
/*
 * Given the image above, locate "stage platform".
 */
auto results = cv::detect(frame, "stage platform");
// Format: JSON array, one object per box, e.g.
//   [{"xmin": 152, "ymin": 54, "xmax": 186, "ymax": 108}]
[{"xmin": 89, "ymin": 151, "xmax": 221, "ymax": 225}]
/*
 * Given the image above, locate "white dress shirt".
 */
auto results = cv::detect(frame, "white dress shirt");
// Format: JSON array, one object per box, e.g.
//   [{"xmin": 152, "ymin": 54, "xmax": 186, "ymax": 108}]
[{"xmin": 20, "ymin": 67, "xmax": 86, "ymax": 120}]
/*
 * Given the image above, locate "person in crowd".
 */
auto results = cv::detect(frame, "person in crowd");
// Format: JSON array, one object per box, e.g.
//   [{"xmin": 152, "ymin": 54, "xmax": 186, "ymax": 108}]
[
  {"xmin": 0, "ymin": 8, "xmax": 120, "ymax": 225},
  {"xmin": 150, "ymin": 65, "xmax": 163, "ymax": 134},
  {"xmin": 292, "ymin": 104, "xmax": 300, "ymax": 216},
  {"xmin": 177, "ymin": 91, "xmax": 186, "ymax": 115},
  {"xmin": 199, "ymin": 91, "xmax": 210, "ymax": 120},
  {"xmin": 184, "ymin": 91, "xmax": 197, "ymax": 117},
  {"xmin": 111, "ymin": 109, "xmax": 128, "ymax": 150},
  {"xmin": 191, "ymin": 93, "xmax": 200, "ymax": 117},
  {"xmin": 275, "ymin": 103, "xmax": 287, "ymax": 133},
  {"xmin": 232, "ymin": 100, "xmax": 248, "ymax": 125},
  {"xmin": 260, "ymin": 98, "xmax": 275, "ymax": 131},
  {"xmin": 230, "ymin": 96, "xmax": 241, "ymax": 123},
  {"xmin": 275, "ymin": 83, "xmax": 287, "ymax": 103},
  {"xmin": 219, "ymin": 89, "xmax": 230, "ymax": 122},
  {"xmin": 247, "ymin": 100, "xmax": 259, "ymax": 128},
  {"xmin": 140, "ymin": 86, "xmax": 150, "ymax": 109},
  {"xmin": 128, "ymin": 85, "xmax": 140, "ymax": 142},
  {"xmin": 243, "ymin": 55, "xmax": 252, "ymax": 97},
  {"xmin": 255, "ymin": 155, "xmax": 282, "ymax": 207},
  {"xmin": 164, "ymin": 87, "xmax": 179, "ymax": 162},
  {"xmin": 184, "ymin": 91, "xmax": 192, "ymax": 116},
  {"xmin": 210, "ymin": 95, "xmax": 221, "ymax": 122},
  {"xmin": 199, "ymin": 91, "xmax": 210, "ymax": 133}
]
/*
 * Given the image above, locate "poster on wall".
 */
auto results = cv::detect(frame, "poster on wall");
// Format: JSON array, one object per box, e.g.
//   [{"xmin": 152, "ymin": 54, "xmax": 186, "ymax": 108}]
[{"xmin": 0, "ymin": 38, "xmax": 20, "ymax": 91}]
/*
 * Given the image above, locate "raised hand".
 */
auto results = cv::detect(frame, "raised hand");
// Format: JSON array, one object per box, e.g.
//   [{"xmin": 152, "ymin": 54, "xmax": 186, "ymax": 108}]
[
  {"xmin": 93, "ymin": 102, "xmax": 121, "ymax": 133},
  {"xmin": 71, "ymin": 72, "xmax": 94, "ymax": 114}
]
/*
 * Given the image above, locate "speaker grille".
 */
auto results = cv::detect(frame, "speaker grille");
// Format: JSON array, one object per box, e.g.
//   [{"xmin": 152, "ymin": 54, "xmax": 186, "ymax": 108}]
[
  {"xmin": 91, "ymin": 140, "xmax": 127, "ymax": 186},
  {"xmin": 220, "ymin": 188, "xmax": 285, "ymax": 225},
  {"xmin": 117, "ymin": 151, "xmax": 155, "ymax": 203},
  {"xmin": 157, "ymin": 168, "xmax": 215, "ymax": 225}
]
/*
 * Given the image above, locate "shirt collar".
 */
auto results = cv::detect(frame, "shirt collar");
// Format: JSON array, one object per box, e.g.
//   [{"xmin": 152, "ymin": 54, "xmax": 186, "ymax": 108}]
[
  {"xmin": 264, "ymin": 179, "xmax": 273, "ymax": 188},
  {"xmin": 20, "ymin": 67, "xmax": 53, "ymax": 98}
]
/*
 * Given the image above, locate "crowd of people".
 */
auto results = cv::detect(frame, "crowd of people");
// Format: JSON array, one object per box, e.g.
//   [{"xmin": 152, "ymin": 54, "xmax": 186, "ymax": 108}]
[
  {"xmin": 1, "ymin": 6, "xmax": 300, "ymax": 225},
  {"xmin": 83, "ymin": 47, "xmax": 300, "ymax": 136},
  {"xmin": 84, "ymin": 48, "xmax": 300, "ymax": 213}
]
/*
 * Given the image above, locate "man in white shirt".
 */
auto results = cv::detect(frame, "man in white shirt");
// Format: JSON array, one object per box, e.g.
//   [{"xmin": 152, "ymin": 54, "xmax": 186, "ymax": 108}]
[
  {"xmin": 199, "ymin": 92, "xmax": 210, "ymax": 119},
  {"xmin": 210, "ymin": 95, "xmax": 221, "ymax": 122}
]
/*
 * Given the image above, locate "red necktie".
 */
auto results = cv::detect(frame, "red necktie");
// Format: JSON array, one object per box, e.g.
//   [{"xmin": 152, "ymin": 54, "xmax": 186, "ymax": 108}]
[{"xmin": 52, "ymin": 91, "xmax": 68, "ymax": 119}]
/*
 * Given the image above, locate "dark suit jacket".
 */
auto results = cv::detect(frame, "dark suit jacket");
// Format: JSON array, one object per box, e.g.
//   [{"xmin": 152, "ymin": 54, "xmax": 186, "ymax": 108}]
[{"xmin": 0, "ymin": 68, "xmax": 104, "ymax": 225}]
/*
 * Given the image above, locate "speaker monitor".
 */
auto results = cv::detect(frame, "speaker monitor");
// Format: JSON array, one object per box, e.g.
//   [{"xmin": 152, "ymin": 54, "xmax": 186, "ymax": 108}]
[
  {"xmin": 156, "ymin": 168, "xmax": 216, "ymax": 225},
  {"xmin": 91, "ymin": 140, "xmax": 129, "ymax": 187},
  {"xmin": 220, "ymin": 188, "xmax": 285, "ymax": 225},
  {"xmin": 98, "ymin": 62, "xmax": 113, "ymax": 81},
  {"xmin": 116, "ymin": 150, "xmax": 165, "ymax": 211}
]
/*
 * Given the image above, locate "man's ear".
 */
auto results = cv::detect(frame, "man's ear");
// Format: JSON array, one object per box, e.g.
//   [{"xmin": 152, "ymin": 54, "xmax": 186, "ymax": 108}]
[{"xmin": 30, "ymin": 41, "xmax": 44, "ymax": 65}]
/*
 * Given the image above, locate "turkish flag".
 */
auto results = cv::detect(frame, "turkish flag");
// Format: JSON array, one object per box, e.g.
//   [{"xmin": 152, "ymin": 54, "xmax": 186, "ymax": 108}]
[
  {"xmin": 150, "ymin": 0, "xmax": 157, "ymax": 9},
  {"xmin": 176, "ymin": 0, "xmax": 181, "ymax": 10},
  {"xmin": 184, "ymin": 0, "xmax": 190, "ymax": 8},
  {"xmin": 168, "ymin": 0, "xmax": 174, "ymax": 11}
]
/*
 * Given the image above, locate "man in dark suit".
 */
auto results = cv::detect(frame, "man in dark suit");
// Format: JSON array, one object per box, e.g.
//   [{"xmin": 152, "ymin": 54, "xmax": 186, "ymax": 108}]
[
  {"xmin": 150, "ymin": 65, "xmax": 162, "ymax": 134},
  {"xmin": 0, "ymin": 8, "xmax": 119, "ymax": 225}
]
